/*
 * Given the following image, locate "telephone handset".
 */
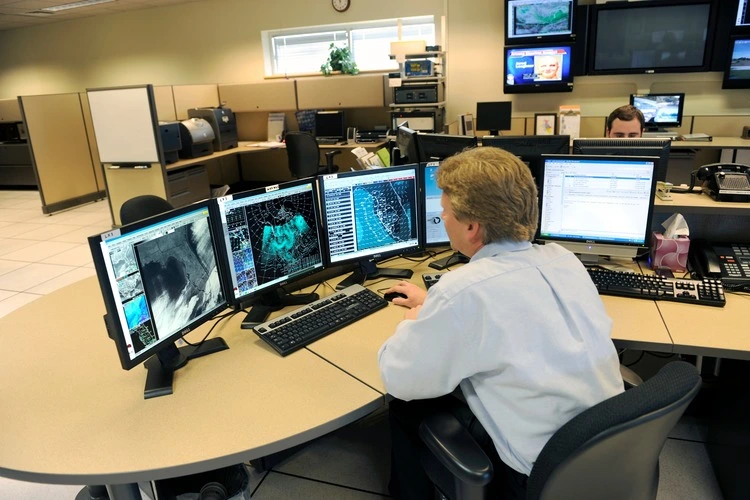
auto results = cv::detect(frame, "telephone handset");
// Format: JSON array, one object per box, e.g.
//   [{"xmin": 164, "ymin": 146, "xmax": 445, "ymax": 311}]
[
  {"xmin": 695, "ymin": 163, "xmax": 750, "ymax": 202},
  {"xmin": 689, "ymin": 239, "xmax": 750, "ymax": 290}
]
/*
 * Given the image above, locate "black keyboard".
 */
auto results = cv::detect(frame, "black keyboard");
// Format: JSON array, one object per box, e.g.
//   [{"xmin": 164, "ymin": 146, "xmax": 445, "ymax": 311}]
[
  {"xmin": 587, "ymin": 268, "xmax": 726, "ymax": 307},
  {"xmin": 315, "ymin": 137, "xmax": 340, "ymax": 145},
  {"xmin": 253, "ymin": 284, "xmax": 388, "ymax": 356}
]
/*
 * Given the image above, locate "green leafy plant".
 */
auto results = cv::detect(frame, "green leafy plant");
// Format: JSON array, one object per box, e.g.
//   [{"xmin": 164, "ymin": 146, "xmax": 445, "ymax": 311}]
[{"xmin": 320, "ymin": 43, "xmax": 359, "ymax": 76}]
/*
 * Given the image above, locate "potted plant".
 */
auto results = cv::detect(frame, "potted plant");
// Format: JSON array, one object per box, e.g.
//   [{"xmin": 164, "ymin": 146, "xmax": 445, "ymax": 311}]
[{"xmin": 320, "ymin": 43, "xmax": 359, "ymax": 76}]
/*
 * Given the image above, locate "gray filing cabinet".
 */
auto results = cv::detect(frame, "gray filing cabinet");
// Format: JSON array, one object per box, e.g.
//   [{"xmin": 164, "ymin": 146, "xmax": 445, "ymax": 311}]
[{"xmin": 0, "ymin": 142, "xmax": 37, "ymax": 187}]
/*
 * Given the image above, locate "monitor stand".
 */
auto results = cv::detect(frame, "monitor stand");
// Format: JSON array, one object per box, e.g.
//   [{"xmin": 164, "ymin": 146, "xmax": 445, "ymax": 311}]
[
  {"xmin": 240, "ymin": 288, "xmax": 319, "ymax": 328},
  {"xmin": 336, "ymin": 258, "xmax": 414, "ymax": 290},
  {"xmin": 429, "ymin": 251, "xmax": 469, "ymax": 270},
  {"xmin": 577, "ymin": 253, "xmax": 634, "ymax": 272},
  {"xmin": 143, "ymin": 337, "xmax": 229, "ymax": 399}
]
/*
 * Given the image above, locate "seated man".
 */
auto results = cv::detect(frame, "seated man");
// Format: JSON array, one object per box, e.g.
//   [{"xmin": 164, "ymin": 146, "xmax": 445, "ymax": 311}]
[
  {"xmin": 606, "ymin": 104, "xmax": 645, "ymax": 138},
  {"xmin": 378, "ymin": 147, "xmax": 624, "ymax": 499}
]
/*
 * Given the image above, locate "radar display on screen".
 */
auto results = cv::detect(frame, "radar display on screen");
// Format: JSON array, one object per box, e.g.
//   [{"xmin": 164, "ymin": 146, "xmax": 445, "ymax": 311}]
[
  {"xmin": 352, "ymin": 180, "xmax": 415, "ymax": 252},
  {"xmin": 216, "ymin": 181, "xmax": 324, "ymax": 301}
]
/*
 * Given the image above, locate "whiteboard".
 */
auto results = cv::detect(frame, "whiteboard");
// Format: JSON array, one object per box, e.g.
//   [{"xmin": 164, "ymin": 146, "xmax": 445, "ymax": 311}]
[{"xmin": 87, "ymin": 86, "xmax": 160, "ymax": 165}]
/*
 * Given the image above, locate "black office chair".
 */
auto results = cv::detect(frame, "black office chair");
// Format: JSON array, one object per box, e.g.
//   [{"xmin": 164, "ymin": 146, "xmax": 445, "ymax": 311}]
[
  {"xmin": 120, "ymin": 194, "xmax": 174, "ymax": 225},
  {"xmin": 418, "ymin": 360, "xmax": 701, "ymax": 500},
  {"xmin": 285, "ymin": 131, "xmax": 340, "ymax": 178}
]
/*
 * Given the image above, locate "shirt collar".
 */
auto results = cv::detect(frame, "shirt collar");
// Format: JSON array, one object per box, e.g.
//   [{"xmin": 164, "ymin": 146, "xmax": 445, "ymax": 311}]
[{"xmin": 470, "ymin": 240, "xmax": 532, "ymax": 262}]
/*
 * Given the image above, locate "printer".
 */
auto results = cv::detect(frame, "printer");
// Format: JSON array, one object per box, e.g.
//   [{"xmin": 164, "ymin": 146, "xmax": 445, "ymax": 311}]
[
  {"xmin": 178, "ymin": 118, "xmax": 215, "ymax": 159},
  {"xmin": 158, "ymin": 121, "xmax": 182, "ymax": 164},
  {"xmin": 187, "ymin": 107, "xmax": 238, "ymax": 151}
]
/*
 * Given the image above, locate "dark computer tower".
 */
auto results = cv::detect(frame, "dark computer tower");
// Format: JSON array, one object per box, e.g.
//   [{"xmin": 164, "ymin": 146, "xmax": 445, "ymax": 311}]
[
  {"xmin": 178, "ymin": 118, "xmax": 215, "ymax": 159},
  {"xmin": 158, "ymin": 121, "xmax": 182, "ymax": 164},
  {"xmin": 187, "ymin": 107, "xmax": 238, "ymax": 151}
]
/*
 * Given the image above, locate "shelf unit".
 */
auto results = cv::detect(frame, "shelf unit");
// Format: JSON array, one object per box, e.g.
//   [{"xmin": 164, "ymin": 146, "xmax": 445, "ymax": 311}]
[{"xmin": 389, "ymin": 51, "xmax": 446, "ymax": 132}]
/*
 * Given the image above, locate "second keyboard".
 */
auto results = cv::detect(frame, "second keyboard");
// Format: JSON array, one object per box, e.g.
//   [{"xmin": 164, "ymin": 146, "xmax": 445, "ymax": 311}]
[
  {"xmin": 253, "ymin": 284, "xmax": 388, "ymax": 356},
  {"xmin": 587, "ymin": 268, "xmax": 725, "ymax": 307}
]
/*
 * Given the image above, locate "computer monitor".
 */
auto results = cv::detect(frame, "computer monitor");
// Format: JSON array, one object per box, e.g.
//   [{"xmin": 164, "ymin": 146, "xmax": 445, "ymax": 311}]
[
  {"xmin": 213, "ymin": 179, "xmax": 326, "ymax": 326},
  {"xmin": 395, "ymin": 125, "xmax": 420, "ymax": 164},
  {"xmin": 319, "ymin": 164, "xmax": 422, "ymax": 289},
  {"xmin": 315, "ymin": 110, "xmax": 345, "ymax": 140},
  {"xmin": 538, "ymin": 154, "xmax": 658, "ymax": 264},
  {"xmin": 475, "ymin": 101, "xmax": 512, "ymax": 136},
  {"xmin": 504, "ymin": 45, "xmax": 575, "ymax": 94},
  {"xmin": 629, "ymin": 93, "xmax": 685, "ymax": 132},
  {"xmin": 572, "ymin": 138, "xmax": 671, "ymax": 182},
  {"xmin": 722, "ymin": 36, "xmax": 750, "ymax": 90},
  {"xmin": 415, "ymin": 133, "xmax": 478, "ymax": 162},
  {"xmin": 88, "ymin": 201, "xmax": 229, "ymax": 398},
  {"xmin": 481, "ymin": 135, "xmax": 570, "ymax": 185},
  {"xmin": 420, "ymin": 161, "xmax": 469, "ymax": 269}
]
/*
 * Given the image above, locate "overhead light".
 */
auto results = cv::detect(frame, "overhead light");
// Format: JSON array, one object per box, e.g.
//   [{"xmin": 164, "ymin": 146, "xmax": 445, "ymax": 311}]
[{"xmin": 32, "ymin": 0, "xmax": 117, "ymax": 14}]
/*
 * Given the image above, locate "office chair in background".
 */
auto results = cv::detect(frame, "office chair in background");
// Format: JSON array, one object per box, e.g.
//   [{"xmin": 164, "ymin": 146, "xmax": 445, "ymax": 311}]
[
  {"xmin": 285, "ymin": 131, "xmax": 341, "ymax": 178},
  {"xmin": 418, "ymin": 360, "xmax": 701, "ymax": 500},
  {"xmin": 120, "ymin": 194, "xmax": 174, "ymax": 225}
]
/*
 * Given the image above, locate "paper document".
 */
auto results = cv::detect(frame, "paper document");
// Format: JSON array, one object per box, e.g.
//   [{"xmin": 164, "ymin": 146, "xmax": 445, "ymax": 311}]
[{"xmin": 250, "ymin": 141, "xmax": 286, "ymax": 148}]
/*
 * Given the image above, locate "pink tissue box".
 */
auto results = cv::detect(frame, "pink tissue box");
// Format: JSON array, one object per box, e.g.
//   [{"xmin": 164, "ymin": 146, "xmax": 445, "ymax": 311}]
[{"xmin": 650, "ymin": 233, "xmax": 690, "ymax": 272}]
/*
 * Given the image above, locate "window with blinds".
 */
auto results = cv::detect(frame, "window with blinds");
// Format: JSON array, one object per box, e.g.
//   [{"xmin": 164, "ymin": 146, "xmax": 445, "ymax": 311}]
[{"xmin": 264, "ymin": 17, "xmax": 435, "ymax": 76}]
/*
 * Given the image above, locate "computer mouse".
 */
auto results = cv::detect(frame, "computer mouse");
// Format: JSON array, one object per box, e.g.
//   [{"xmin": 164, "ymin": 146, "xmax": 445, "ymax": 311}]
[{"xmin": 384, "ymin": 291, "xmax": 408, "ymax": 302}]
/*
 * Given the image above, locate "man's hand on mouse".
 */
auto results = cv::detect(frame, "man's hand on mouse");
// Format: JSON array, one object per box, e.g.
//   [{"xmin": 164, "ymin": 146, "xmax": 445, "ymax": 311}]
[{"xmin": 384, "ymin": 281, "xmax": 427, "ymax": 310}]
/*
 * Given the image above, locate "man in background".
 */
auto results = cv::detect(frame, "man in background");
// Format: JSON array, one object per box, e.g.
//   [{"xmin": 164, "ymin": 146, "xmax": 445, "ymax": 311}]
[{"xmin": 606, "ymin": 104, "xmax": 645, "ymax": 138}]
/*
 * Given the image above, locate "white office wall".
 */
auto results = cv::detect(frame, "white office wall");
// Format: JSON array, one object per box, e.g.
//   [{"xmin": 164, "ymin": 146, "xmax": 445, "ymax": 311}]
[
  {"xmin": 0, "ymin": 0, "xmax": 443, "ymax": 96},
  {"xmin": 0, "ymin": 0, "xmax": 748, "ymax": 121}
]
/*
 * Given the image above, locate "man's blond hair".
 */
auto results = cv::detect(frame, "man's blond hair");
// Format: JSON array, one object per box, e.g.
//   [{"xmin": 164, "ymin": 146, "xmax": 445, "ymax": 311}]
[{"xmin": 437, "ymin": 147, "xmax": 538, "ymax": 243}]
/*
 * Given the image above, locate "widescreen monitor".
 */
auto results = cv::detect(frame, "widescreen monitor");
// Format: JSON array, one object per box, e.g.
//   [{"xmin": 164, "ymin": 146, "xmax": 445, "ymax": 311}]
[
  {"xmin": 88, "ymin": 201, "xmax": 228, "ymax": 398},
  {"xmin": 588, "ymin": 0, "xmax": 715, "ymax": 75},
  {"xmin": 415, "ymin": 133, "xmax": 477, "ymax": 162},
  {"xmin": 505, "ymin": 0, "xmax": 576, "ymax": 45},
  {"xmin": 482, "ymin": 135, "xmax": 570, "ymax": 185},
  {"xmin": 629, "ymin": 93, "xmax": 685, "ymax": 132},
  {"xmin": 475, "ymin": 101, "xmax": 512, "ymax": 136},
  {"xmin": 722, "ymin": 36, "xmax": 750, "ymax": 89},
  {"xmin": 319, "ymin": 164, "xmax": 422, "ymax": 289},
  {"xmin": 315, "ymin": 110, "xmax": 345, "ymax": 140},
  {"xmin": 573, "ymin": 138, "xmax": 671, "ymax": 183},
  {"xmin": 421, "ymin": 161, "xmax": 469, "ymax": 269},
  {"xmin": 538, "ymin": 154, "xmax": 658, "ymax": 264},
  {"xmin": 504, "ymin": 45, "xmax": 574, "ymax": 94},
  {"xmin": 214, "ymin": 179, "xmax": 325, "ymax": 326}
]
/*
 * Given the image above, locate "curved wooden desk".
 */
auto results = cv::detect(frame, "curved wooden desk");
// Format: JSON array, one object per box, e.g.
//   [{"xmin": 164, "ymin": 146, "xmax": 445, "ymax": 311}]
[{"xmin": 0, "ymin": 278, "xmax": 382, "ymax": 497}]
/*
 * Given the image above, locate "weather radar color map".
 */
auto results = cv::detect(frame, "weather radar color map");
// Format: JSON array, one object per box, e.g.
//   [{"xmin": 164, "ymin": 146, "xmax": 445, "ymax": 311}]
[{"xmin": 352, "ymin": 180, "xmax": 415, "ymax": 251}]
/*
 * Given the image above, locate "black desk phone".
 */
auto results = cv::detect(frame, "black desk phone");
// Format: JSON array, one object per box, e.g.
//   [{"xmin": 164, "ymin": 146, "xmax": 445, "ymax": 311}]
[
  {"xmin": 689, "ymin": 239, "xmax": 750, "ymax": 291},
  {"xmin": 695, "ymin": 163, "xmax": 750, "ymax": 202}
]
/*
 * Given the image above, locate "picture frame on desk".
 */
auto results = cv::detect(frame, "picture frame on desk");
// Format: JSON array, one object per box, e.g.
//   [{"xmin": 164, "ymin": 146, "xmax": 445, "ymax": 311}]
[{"xmin": 535, "ymin": 113, "xmax": 557, "ymax": 135}]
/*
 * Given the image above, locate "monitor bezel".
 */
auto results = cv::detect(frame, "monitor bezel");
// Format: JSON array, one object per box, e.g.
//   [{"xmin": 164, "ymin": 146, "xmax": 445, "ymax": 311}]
[
  {"xmin": 629, "ymin": 93, "xmax": 686, "ymax": 130},
  {"xmin": 415, "ymin": 133, "xmax": 478, "ymax": 162},
  {"xmin": 572, "ymin": 137, "xmax": 671, "ymax": 183},
  {"xmin": 212, "ymin": 178, "xmax": 326, "ymax": 309},
  {"xmin": 88, "ymin": 200, "xmax": 228, "ymax": 371},
  {"xmin": 504, "ymin": 0, "xmax": 578, "ymax": 46},
  {"xmin": 396, "ymin": 125, "xmax": 421, "ymax": 164},
  {"xmin": 475, "ymin": 101, "xmax": 513, "ymax": 134},
  {"xmin": 314, "ymin": 110, "xmax": 345, "ymax": 139},
  {"xmin": 536, "ymin": 154, "xmax": 659, "ymax": 257},
  {"xmin": 503, "ymin": 44, "xmax": 575, "ymax": 94},
  {"xmin": 586, "ymin": 0, "xmax": 717, "ymax": 76},
  {"xmin": 420, "ymin": 161, "xmax": 451, "ymax": 248},
  {"xmin": 722, "ymin": 35, "xmax": 750, "ymax": 89},
  {"xmin": 319, "ymin": 164, "xmax": 423, "ymax": 267}
]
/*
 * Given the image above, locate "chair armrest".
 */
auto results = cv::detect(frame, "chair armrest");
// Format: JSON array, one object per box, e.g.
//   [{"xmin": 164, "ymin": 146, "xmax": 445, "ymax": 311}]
[
  {"xmin": 620, "ymin": 364, "xmax": 644, "ymax": 389},
  {"xmin": 324, "ymin": 149, "xmax": 341, "ymax": 173},
  {"xmin": 419, "ymin": 413, "xmax": 494, "ymax": 487}
]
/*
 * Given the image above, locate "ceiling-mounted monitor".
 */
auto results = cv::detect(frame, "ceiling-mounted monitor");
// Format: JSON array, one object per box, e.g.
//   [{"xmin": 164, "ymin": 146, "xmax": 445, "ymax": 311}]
[
  {"xmin": 722, "ymin": 36, "xmax": 750, "ymax": 89},
  {"xmin": 504, "ymin": 45, "xmax": 574, "ymax": 94}
]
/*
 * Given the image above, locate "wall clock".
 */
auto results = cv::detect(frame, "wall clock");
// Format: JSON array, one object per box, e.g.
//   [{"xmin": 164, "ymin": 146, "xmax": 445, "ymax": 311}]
[{"xmin": 332, "ymin": 0, "xmax": 350, "ymax": 13}]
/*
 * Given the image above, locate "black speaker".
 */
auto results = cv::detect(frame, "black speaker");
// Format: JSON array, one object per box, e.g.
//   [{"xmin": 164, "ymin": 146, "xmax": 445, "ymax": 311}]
[{"xmin": 572, "ymin": 4, "xmax": 589, "ymax": 77}]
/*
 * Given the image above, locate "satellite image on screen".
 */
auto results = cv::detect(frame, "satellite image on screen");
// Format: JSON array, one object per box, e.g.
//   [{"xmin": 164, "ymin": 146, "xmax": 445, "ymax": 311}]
[
  {"xmin": 135, "ymin": 217, "xmax": 224, "ymax": 338},
  {"xmin": 123, "ymin": 294, "xmax": 156, "ymax": 354},
  {"xmin": 512, "ymin": 1, "xmax": 572, "ymax": 36},
  {"xmin": 353, "ymin": 180, "xmax": 417, "ymax": 252},
  {"xmin": 242, "ymin": 190, "xmax": 322, "ymax": 286}
]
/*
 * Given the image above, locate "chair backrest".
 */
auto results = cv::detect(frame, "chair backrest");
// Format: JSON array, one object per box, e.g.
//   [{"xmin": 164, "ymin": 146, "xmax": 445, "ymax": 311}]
[
  {"xmin": 527, "ymin": 361, "xmax": 701, "ymax": 500},
  {"xmin": 285, "ymin": 131, "xmax": 321, "ymax": 178},
  {"xmin": 120, "ymin": 195, "xmax": 174, "ymax": 225}
]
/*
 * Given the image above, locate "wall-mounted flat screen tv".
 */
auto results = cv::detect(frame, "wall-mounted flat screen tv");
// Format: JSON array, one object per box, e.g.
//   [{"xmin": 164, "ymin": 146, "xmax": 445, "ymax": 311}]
[
  {"xmin": 505, "ymin": 0, "xmax": 577, "ymax": 45},
  {"xmin": 723, "ymin": 36, "xmax": 750, "ymax": 89},
  {"xmin": 587, "ymin": 0, "xmax": 716, "ymax": 75},
  {"xmin": 504, "ymin": 45, "xmax": 574, "ymax": 94}
]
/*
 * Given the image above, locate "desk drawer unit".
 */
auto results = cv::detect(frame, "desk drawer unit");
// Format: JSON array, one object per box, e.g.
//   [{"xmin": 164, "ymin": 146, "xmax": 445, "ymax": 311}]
[{"xmin": 167, "ymin": 165, "xmax": 209, "ymax": 207}]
